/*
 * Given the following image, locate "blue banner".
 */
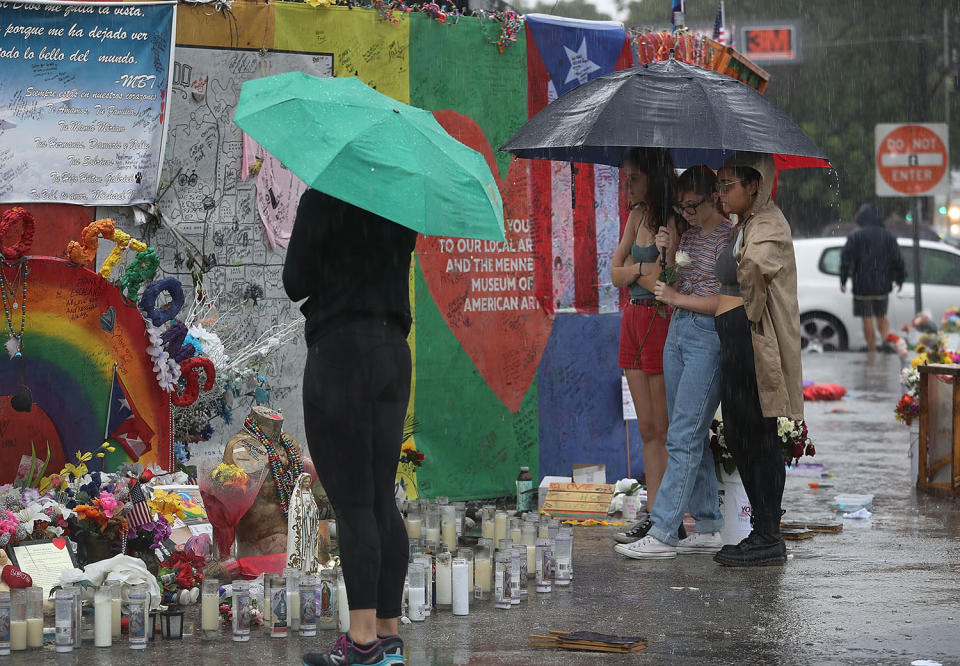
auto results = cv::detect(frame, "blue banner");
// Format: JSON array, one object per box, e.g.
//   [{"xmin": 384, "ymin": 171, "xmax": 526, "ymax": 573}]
[{"xmin": 0, "ymin": 1, "xmax": 176, "ymax": 204}]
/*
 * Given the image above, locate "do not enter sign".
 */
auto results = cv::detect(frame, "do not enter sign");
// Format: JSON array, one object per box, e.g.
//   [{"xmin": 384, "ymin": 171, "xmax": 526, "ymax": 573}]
[{"xmin": 875, "ymin": 123, "xmax": 949, "ymax": 197}]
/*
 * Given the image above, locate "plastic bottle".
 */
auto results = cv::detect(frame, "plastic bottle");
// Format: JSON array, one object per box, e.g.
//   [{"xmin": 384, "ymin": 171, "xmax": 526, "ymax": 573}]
[{"xmin": 516, "ymin": 466, "xmax": 534, "ymax": 511}]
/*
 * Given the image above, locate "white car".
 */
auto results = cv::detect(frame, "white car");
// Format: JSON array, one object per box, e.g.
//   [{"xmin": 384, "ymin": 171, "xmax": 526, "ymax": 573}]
[{"xmin": 794, "ymin": 237, "xmax": 960, "ymax": 351}]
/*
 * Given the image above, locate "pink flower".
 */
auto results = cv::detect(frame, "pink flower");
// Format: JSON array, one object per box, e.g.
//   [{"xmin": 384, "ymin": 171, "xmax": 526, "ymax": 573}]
[
  {"xmin": 0, "ymin": 510, "xmax": 19, "ymax": 536},
  {"xmin": 98, "ymin": 492, "xmax": 121, "ymax": 518}
]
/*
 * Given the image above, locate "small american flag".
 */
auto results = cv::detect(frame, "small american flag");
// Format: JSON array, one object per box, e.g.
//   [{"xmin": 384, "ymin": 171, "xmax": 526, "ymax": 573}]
[
  {"xmin": 127, "ymin": 481, "xmax": 154, "ymax": 528},
  {"xmin": 712, "ymin": 2, "xmax": 729, "ymax": 46}
]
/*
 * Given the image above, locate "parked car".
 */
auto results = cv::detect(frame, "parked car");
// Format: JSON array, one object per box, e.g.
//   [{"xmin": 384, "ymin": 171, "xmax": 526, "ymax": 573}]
[{"xmin": 794, "ymin": 237, "xmax": 960, "ymax": 351}]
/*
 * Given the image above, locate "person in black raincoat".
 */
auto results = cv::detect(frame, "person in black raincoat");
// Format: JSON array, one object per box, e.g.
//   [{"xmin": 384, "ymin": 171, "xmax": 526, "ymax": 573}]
[{"xmin": 840, "ymin": 204, "xmax": 905, "ymax": 352}]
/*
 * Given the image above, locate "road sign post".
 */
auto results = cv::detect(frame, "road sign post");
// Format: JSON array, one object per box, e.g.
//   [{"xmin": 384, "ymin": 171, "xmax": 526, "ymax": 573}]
[{"xmin": 875, "ymin": 123, "xmax": 950, "ymax": 315}]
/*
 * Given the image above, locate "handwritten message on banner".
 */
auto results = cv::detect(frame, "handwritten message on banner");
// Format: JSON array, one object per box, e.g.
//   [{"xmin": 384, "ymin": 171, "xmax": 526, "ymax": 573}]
[{"xmin": 0, "ymin": 0, "xmax": 175, "ymax": 204}]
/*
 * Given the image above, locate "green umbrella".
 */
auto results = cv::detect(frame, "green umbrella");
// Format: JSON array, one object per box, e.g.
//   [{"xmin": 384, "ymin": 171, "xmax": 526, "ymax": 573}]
[{"xmin": 234, "ymin": 72, "xmax": 505, "ymax": 241}]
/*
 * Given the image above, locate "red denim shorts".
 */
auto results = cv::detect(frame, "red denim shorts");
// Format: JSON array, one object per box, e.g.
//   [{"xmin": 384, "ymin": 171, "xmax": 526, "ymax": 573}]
[{"xmin": 618, "ymin": 301, "xmax": 670, "ymax": 374}]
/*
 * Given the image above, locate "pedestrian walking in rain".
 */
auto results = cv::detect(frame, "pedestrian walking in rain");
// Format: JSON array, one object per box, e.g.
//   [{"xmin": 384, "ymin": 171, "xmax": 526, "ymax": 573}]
[
  {"xmin": 610, "ymin": 148, "xmax": 682, "ymax": 545},
  {"xmin": 615, "ymin": 165, "xmax": 733, "ymax": 559},
  {"xmin": 712, "ymin": 152, "xmax": 803, "ymax": 567},
  {"xmin": 285, "ymin": 189, "xmax": 416, "ymax": 665},
  {"xmin": 840, "ymin": 203, "xmax": 905, "ymax": 352}
]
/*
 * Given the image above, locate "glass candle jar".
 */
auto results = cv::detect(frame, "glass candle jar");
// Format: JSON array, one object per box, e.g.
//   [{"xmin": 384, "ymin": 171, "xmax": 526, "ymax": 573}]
[
  {"xmin": 317, "ymin": 569, "xmax": 337, "ymax": 631},
  {"xmin": 128, "ymin": 584, "xmax": 147, "ymax": 650},
  {"xmin": 456, "ymin": 548, "xmax": 474, "ymax": 593},
  {"xmin": 94, "ymin": 584, "xmax": 113, "ymax": 647},
  {"xmin": 201, "ymin": 578, "xmax": 220, "ymax": 638},
  {"xmin": 405, "ymin": 505, "xmax": 422, "ymax": 541},
  {"xmin": 494, "ymin": 551, "xmax": 512, "ymax": 609},
  {"xmin": 474, "ymin": 543, "xmax": 492, "ymax": 600},
  {"xmin": 509, "ymin": 517, "xmax": 522, "ymax": 544},
  {"xmin": 554, "ymin": 532, "xmax": 572, "ymax": 586},
  {"xmin": 412, "ymin": 554, "xmax": 432, "ymax": 617},
  {"xmin": 283, "ymin": 567, "xmax": 301, "ymax": 633},
  {"xmin": 481, "ymin": 505, "xmax": 496, "ymax": 540},
  {"xmin": 407, "ymin": 563, "xmax": 426, "ymax": 622},
  {"xmin": 231, "ymin": 581, "xmax": 250, "ymax": 642},
  {"xmin": 425, "ymin": 504, "xmax": 441, "ymax": 550},
  {"xmin": 536, "ymin": 538, "xmax": 553, "ymax": 593},
  {"xmin": 509, "ymin": 546, "xmax": 522, "ymax": 605},
  {"xmin": 298, "ymin": 575, "xmax": 317, "ymax": 637},
  {"xmin": 269, "ymin": 573, "xmax": 288, "ymax": 637},
  {"xmin": 451, "ymin": 558, "xmax": 469, "ymax": 616},
  {"xmin": 9, "ymin": 589, "xmax": 24, "ymax": 652},
  {"xmin": 54, "ymin": 589, "xmax": 72, "ymax": 653},
  {"xmin": 110, "ymin": 582, "xmax": 122, "ymax": 639},
  {"xmin": 435, "ymin": 550, "xmax": 452, "ymax": 610},
  {"xmin": 512, "ymin": 544, "xmax": 528, "ymax": 598},
  {"xmin": 494, "ymin": 510, "xmax": 508, "ymax": 546},
  {"xmin": 441, "ymin": 504, "xmax": 457, "ymax": 551},
  {"xmin": 25, "ymin": 587, "xmax": 42, "ymax": 650}
]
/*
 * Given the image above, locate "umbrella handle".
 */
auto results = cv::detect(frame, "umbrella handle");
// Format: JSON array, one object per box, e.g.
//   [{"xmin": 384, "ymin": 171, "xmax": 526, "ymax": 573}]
[{"xmin": 659, "ymin": 223, "xmax": 667, "ymax": 269}]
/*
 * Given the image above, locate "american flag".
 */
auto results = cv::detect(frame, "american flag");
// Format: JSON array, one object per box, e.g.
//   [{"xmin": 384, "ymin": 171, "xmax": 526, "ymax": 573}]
[
  {"xmin": 712, "ymin": 2, "xmax": 729, "ymax": 46},
  {"xmin": 525, "ymin": 15, "xmax": 634, "ymax": 315},
  {"xmin": 126, "ymin": 481, "xmax": 154, "ymax": 528}
]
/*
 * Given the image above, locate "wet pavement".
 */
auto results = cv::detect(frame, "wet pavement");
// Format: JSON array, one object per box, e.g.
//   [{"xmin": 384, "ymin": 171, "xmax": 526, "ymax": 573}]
[{"xmin": 15, "ymin": 352, "xmax": 960, "ymax": 664}]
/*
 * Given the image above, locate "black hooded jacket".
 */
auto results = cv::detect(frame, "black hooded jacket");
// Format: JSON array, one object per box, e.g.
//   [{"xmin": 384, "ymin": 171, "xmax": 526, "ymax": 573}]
[{"xmin": 839, "ymin": 204, "xmax": 905, "ymax": 297}]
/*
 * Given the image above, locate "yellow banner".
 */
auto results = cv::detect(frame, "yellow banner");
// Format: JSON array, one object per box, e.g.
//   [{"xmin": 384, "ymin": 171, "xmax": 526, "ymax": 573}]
[{"xmin": 274, "ymin": 4, "xmax": 410, "ymax": 104}]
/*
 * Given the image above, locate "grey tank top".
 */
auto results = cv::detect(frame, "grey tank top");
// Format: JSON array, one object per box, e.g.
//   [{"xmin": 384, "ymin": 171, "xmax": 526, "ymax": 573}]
[
  {"xmin": 715, "ymin": 239, "xmax": 741, "ymax": 297},
  {"xmin": 629, "ymin": 243, "xmax": 659, "ymax": 299}
]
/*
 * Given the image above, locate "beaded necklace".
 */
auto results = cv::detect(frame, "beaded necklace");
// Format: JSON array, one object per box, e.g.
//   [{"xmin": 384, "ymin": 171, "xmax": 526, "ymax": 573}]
[
  {"xmin": 242, "ymin": 416, "xmax": 303, "ymax": 517},
  {"xmin": 0, "ymin": 260, "xmax": 28, "ymax": 359}
]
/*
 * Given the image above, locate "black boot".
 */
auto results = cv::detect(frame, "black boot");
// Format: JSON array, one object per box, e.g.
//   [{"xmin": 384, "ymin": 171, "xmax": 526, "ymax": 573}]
[{"xmin": 713, "ymin": 513, "xmax": 786, "ymax": 567}]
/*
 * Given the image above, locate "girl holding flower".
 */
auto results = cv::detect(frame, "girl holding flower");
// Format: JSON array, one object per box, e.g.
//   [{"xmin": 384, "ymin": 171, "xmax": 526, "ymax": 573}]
[
  {"xmin": 616, "ymin": 165, "xmax": 734, "ymax": 559},
  {"xmin": 610, "ymin": 148, "xmax": 680, "ymax": 535}
]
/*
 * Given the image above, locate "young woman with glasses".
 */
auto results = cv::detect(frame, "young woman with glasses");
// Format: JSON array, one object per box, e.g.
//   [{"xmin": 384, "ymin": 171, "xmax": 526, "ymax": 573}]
[
  {"xmin": 610, "ymin": 148, "xmax": 681, "ymax": 545},
  {"xmin": 615, "ymin": 165, "xmax": 734, "ymax": 559},
  {"xmin": 712, "ymin": 152, "xmax": 803, "ymax": 567}
]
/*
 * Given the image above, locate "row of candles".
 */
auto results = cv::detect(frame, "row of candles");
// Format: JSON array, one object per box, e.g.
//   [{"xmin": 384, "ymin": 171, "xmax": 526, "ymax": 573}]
[{"xmin": 403, "ymin": 504, "xmax": 574, "ymax": 619}]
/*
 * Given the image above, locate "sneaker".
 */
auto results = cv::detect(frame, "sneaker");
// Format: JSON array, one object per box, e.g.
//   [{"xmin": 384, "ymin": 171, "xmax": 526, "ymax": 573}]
[
  {"xmin": 379, "ymin": 635, "xmax": 404, "ymax": 664},
  {"xmin": 614, "ymin": 535, "xmax": 677, "ymax": 559},
  {"xmin": 303, "ymin": 634, "xmax": 388, "ymax": 666},
  {"xmin": 613, "ymin": 518, "xmax": 653, "ymax": 544},
  {"xmin": 677, "ymin": 531, "xmax": 723, "ymax": 554}
]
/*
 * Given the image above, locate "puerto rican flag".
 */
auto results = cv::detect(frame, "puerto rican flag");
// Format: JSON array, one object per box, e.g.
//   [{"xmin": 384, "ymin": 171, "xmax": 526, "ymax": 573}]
[
  {"xmin": 104, "ymin": 366, "xmax": 154, "ymax": 461},
  {"xmin": 525, "ymin": 15, "xmax": 634, "ymax": 316}
]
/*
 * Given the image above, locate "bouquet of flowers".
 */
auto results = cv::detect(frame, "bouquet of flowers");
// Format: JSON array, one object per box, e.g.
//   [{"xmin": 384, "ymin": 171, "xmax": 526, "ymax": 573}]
[
  {"xmin": 894, "ymin": 393, "xmax": 920, "ymax": 425},
  {"xmin": 709, "ymin": 419, "xmax": 737, "ymax": 481},
  {"xmin": 0, "ymin": 486, "xmax": 72, "ymax": 547},
  {"xmin": 941, "ymin": 306, "xmax": 960, "ymax": 333},
  {"xmin": 197, "ymin": 461, "xmax": 267, "ymax": 559},
  {"xmin": 777, "ymin": 418, "xmax": 816, "ymax": 466},
  {"xmin": 710, "ymin": 416, "xmax": 816, "ymax": 479},
  {"xmin": 399, "ymin": 441, "xmax": 426, "ymax": 468},
  {"xmin": 911, "ymin": 311, "xmax": 937, "ymax": 334},
  {"xmin": 885, "ymin": 333, "xmax": 909, "ymax": 359},
  {"xmin": 157, "ymin": 550, "xmax": 206, "ymax": 602}
]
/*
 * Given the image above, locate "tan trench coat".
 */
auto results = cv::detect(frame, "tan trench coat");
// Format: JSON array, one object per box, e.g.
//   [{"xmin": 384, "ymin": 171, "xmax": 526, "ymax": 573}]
[{"xmin": 729, "ymin": 152, "xmax": 804, "ymax": 421}]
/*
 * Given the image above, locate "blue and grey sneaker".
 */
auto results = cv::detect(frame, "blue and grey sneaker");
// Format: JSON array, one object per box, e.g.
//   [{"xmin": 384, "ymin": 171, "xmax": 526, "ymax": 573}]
[
  {"xmin": 379, "ymin": 634, "xmax": 404, "ymax": 664},
  {"xmin": 303, "ymin": 634, "xmax": 389, "ymax": 666}
]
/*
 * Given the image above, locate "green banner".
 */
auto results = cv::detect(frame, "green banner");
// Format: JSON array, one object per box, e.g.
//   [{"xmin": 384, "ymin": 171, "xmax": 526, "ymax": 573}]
[{"xmin": 409, "ymin": 14, "xmax": 536, "ymax": 500}]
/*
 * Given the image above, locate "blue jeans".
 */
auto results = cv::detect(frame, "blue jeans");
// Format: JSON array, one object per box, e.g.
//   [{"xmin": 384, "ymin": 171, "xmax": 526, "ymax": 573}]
[{"xmin": 648, "ymin": 308, "xmax": 724, "ymax": 546}]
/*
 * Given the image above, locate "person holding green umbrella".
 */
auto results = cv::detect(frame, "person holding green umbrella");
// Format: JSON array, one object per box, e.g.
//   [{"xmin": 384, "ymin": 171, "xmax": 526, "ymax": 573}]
[{"xmin": 284, "ymin": 189, "xmax": 415, "ymax": 666}]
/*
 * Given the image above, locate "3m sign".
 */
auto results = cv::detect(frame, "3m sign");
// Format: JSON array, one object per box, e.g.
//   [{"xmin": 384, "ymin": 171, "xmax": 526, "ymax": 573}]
[
  {"xmin": 875, "ymin": 123, "xmax": 949, "ymax": 197},
  {"xmin": 740, "ymin": 23, "xmax": 802, "ymax": 62}
]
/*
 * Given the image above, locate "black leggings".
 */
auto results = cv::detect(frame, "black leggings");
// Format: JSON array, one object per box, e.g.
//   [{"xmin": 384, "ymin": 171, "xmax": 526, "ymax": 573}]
[
  {"xmin": 302, "ymin": 317, "xmax": 411, "ymax": 618},
  {"xmin": 714, "ymin": 306, "xmax": 785, "ymax": 533}
]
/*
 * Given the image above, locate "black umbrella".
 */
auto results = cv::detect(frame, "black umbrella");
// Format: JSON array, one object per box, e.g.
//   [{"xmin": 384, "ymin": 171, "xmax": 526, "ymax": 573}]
[{"xmin": 501, "ymin": 59, "xmax": 830, "ymax": 169}]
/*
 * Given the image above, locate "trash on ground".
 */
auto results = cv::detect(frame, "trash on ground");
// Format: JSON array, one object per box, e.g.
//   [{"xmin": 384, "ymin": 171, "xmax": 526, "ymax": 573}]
[
  {"xmin": 834, "ymin": 493, "xmax": 874, "ymax": 511},
  {"xmin": 842, "ymin": 507, "xmax": 872, "ymax": 519},
  {"xmin": 530, "ymin": 630, "xmax": 646, "ymax": 653}
]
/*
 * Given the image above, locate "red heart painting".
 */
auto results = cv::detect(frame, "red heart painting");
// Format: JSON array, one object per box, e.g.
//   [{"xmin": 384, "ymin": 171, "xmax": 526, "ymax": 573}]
[
  {"xmin": 52, "ymin": 538, "xmax": 66, "ymax": 550},
  {"xmin": 417, "ymin": 110, "xmax": 553, "ymax": 413}
]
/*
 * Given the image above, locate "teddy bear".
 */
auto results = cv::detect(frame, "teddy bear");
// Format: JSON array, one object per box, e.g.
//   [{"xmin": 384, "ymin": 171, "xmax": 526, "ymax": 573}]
[{"xmin": 0, "ymin": 550, "xmax": 32, "ymax": 591}]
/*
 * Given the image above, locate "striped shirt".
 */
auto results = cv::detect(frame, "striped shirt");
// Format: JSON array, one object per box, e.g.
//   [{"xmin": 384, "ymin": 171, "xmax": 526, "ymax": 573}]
[{"xmin": 677, "ymin": 220, "xmax": 734, "ymax": 297}]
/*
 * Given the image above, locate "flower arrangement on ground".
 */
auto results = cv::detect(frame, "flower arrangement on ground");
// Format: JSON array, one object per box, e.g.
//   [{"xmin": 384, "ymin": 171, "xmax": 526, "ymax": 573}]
[
  {"xmin": 710, "ymin": 416, "xmax": 815, "ymax": 481},
  {"xmin": 399, "ymin": 440, "xmax": 426, "ymax": 467},
  {"xmin": 941, "ymin": 306, "xmax": 960, "ymax": 333}
]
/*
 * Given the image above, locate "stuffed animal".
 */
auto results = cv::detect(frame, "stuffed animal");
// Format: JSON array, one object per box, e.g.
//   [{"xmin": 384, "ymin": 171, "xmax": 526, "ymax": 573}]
[{"xmin": 0, "ymin": 550, "xmax": 32, "ymax": 590}]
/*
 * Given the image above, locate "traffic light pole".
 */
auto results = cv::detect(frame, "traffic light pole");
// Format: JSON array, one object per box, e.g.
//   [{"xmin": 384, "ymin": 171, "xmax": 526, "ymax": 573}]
[{"xmin": 913, "ymin": 197, "xmax": 923, "ymax": 314}]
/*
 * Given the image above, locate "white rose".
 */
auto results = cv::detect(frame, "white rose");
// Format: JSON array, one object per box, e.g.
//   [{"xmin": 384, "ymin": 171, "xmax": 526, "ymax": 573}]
[{"xmin": 674, "ymin": 250, "xmax": 692, "ymax": 267}]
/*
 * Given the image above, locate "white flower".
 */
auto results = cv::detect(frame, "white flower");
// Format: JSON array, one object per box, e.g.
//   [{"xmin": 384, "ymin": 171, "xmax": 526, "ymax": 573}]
[{"xmin": 674, "ymin": 250, "xmax": 692, "ymax": 267}]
